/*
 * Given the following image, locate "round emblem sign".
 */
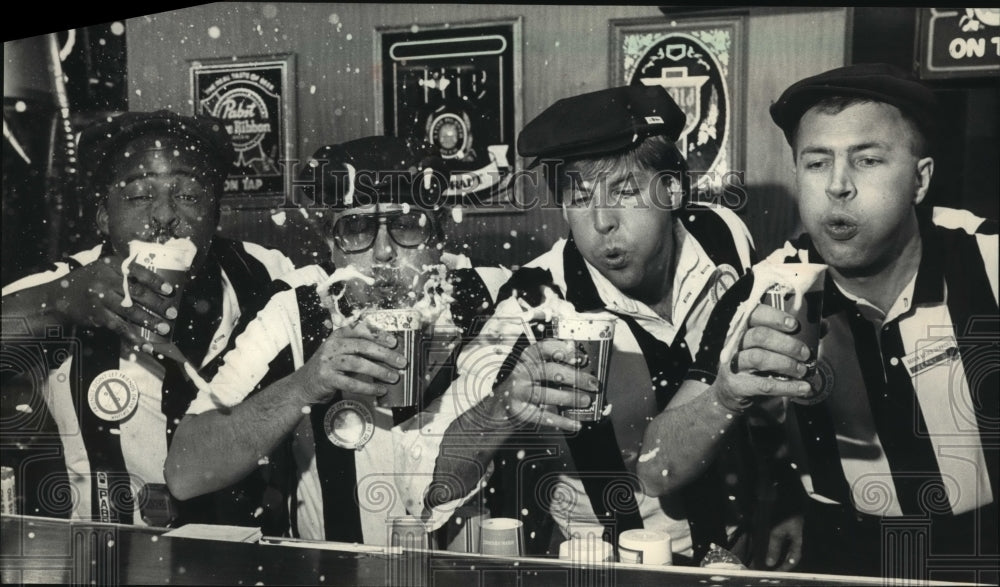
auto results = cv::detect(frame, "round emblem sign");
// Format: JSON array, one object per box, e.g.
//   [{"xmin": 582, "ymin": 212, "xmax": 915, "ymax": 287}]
[
  {"xmin": 87, "ymin": 370, "xmax": 140, "ymax": 422},
  {"xmin": 426, "ymin": 111, "xmax": 472, "ymax": 159},
  {"xmin": 324, "ymin": 400, "xmax": 376, "ymax": 450},
  {"xmin": 629, "ymin": 33, "xmax": 729, "ymax": 176}
]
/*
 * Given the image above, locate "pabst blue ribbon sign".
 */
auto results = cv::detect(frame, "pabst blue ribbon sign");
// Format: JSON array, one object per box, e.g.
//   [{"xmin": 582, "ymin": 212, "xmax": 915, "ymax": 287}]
[{"xmin": 191, "ymin": 56, "xmax": 295, "ymax": 203}]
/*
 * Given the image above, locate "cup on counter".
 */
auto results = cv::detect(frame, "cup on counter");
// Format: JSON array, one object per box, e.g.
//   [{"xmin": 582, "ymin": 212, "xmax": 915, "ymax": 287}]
[
  {"xmin": 558, "ymin": 536, "xmax": 615, "ymax": 564},
  {"xmin": 754, "ymin": 263, "xmax": 827, "ymax": 404},
  {"xmin": 617, "ymin": 529, "xmax": 672, "ymax": 565},
  {"xmin": 552, "ymin": 313, "xmax": 617, "ymax": 422},
  {"xmin": 443, "ymin": 505, "xmax": 488, "ymax": 553},
  {"xmin": 362, "ymin": 309, "xmax": 424, "ymax": 408},
  {"xmin": 478, "ymin": 518, "xmax": 524, "ymax": 556},
  {"xmin": 1, "ymin": 466, "xmax": 16, "ymax": 515},
  {"xmin": 387, "ymin": 516, "xmax": 431, "ymax": 551},
  {"xmin": 126, "ymin": 239, "xmax": 197, "ymax": 344}
]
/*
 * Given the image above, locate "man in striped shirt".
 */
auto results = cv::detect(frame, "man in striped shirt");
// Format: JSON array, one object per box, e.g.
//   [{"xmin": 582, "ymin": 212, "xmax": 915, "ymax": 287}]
[
  {"xmin": 640, "ymin": 64, "xmax": 998, "ymax": 579},
  {"xmin": 165, "ymin": 136, "xmax": 511, "ymax": 545},
  {"xmin": 1, "ymin": 111, "xmax": 296, "ymax": 530},
  {"xmin": 398, "ymin": 86, "xmax": 761, "ymax": 563}
]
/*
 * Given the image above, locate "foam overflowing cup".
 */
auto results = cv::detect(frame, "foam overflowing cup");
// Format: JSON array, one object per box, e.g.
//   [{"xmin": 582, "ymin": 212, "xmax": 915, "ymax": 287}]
[
  {"xmin": 121, "ymin": 238, "xmax": 197, "ymax": 344},
  {"xmin": 753, "ymin": 263, "xmax": 827, "ymax": 403}
]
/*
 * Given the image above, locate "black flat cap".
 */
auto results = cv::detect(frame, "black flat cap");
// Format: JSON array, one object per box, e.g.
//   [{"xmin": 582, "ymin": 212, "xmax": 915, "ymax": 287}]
[
  {"xmin": 300, "ymin": 136, "xmax": 446, "ymax": 209},
  {"xmin": 770, "ymin": 63, "xmax": 938, "ymax": 143},
  {"xmin": 518, "ymin": 85, "xmax": 686, "ymax": 168},
  {"xmin": 79, "ymin": 109, "xmax": 234, "ymax": 188}
]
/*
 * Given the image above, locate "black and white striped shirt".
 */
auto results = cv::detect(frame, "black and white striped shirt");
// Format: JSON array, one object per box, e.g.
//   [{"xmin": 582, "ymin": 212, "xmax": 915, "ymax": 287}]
[{"xmin": 689, "ymin": 207, "xmax": 998, "ymax": 518}]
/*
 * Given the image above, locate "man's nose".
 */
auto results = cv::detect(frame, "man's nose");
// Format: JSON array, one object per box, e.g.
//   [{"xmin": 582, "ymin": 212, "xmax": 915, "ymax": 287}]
[
  {"xmin": 373, "ymin": 223, "xmax": 396, "ymax": 262},
  {"xmin": 825, "ymin": 159, "xmax": 856, "ymax": 201},
  {"xmin": 591, "ymin": 197, "xmax": 619, "ymax": 234},
  {"xmin": 150, "ymin": 194, "xmax": 180, "ymax": 230}
]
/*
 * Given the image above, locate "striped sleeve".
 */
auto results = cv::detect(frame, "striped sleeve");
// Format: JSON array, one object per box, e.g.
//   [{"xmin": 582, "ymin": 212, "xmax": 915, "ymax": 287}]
[
  {"xmin": 186, "ymin": 287, "xmax": 304, "ymax": 415},
  {"xmin": 239, "ymin": 241, "xmax": 297, "ymax": 280},
  {"xmin": 976, "ymin": 233, "xmax": 999, "ymax": 305},
  {"xmin": 1, "ymin": 245, "xmax": 102, "ymax": 296},
  {"xmin": 686, "ymin": 271, "xmax": 756, "ymax": 385},
  {"xmin": 932, "ymin": 206, "xmax": 995, "ymax": 235},
  {"xmin": 707, "ymin": 203, "xmax": 757, "ymax": 270}
]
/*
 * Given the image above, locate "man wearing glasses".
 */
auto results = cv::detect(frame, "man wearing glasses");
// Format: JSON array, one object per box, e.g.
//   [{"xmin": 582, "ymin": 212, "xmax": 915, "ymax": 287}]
[{"xmin": 165, "ymin": 136, "xmax": 510, "ymax": 544}]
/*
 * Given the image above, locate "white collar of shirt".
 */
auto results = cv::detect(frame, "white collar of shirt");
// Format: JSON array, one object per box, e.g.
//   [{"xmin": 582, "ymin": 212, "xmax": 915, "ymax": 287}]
[
  {"xmin": 582, "ymin": 220, "xmax": 717, "ymax": 329},
  {"xmin": 834, "ymin": 271, "xmax": 919, "ymax": 326}
]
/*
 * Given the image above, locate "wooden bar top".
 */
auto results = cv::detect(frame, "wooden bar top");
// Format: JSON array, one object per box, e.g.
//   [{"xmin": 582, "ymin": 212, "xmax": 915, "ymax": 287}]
[{"xmin": 0, "ymin": 515, "xmax": 977, "ymax": 586}]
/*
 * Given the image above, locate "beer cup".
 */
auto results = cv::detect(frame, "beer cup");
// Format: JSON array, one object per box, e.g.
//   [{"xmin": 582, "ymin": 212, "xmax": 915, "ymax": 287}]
[
  {"xmin": 553, "ymin": 313, "xmax": 617, "ymax": 422},
  {"xmin": 387, "ymin": 516, "xmax": 431, "ymax": 551},
  {"xmin": 125, "ymin": 239, "xmax": 197, "ymax": 344},
  {"xmin": 362, "ymin": 309, "xmax": 424, "ymax": 408},
  {"xmin": 755, "ymin": 263, "xmax": 827, "ymax": 403}
]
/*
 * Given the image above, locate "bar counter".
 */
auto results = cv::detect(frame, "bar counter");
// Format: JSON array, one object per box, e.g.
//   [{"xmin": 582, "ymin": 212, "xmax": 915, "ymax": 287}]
[{"xmin": 0, "ymin": 515, "xmax": 976, "ymax": 586}]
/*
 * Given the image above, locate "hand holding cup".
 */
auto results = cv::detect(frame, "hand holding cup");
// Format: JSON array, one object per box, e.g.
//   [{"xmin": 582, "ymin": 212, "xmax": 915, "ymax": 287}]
[
  {"xmin": 493, "ymin": 338, "xmax": 596, "ymax": 433},
  {"xmin": 715, "ymin": 304, "xmax": 816, "ymax": 411},
  {"xmin": 295, "ymin": 319, "xmax": 407, "ymax": 406},
  {"xmin": 51, "ymin": 251, "xmax": 176, "ymax": 350}
]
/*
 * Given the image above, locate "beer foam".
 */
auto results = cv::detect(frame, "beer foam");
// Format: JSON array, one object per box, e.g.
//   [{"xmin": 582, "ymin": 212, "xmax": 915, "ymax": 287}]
[
  {"xmin": 120, "ymin": 238, "xmax": 197, "ymax": 307},
  {"xmin": 553, "ymin": 313, "xmax": 617, "ymax": 340},
  {"xmin": 753, "ymin": 262, "xmax": 826, "ymax": 314},
  {"xmin": 514, "ymin": 286, "xmax": 578, "ymax": 323},
  {"xmin": 410, "ymin": 262, "xmax": 456, "ymax": 328},
  {"xmin": 363, "ymin": 308, "xmax": 422, "ymax": 331},
  {"xmin": 716, "ymin": 262, "xmax": 827, "ymax": 374},
  {"xmin": 316, "ymin": 265, "xmax": 376, "ymax": 328},
  {"xmin": 317, "ymin": 261, "xmax": 460, "ymax": 331}
]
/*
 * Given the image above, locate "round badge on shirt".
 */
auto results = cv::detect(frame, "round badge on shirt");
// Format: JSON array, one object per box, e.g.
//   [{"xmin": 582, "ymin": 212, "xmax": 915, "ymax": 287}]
[
  {"xmin": 324, "ymin": 399, "xmax": 375, "ymax": 450},
  {"xmin": 87, "ymin": 370, "xmax": 141, "ymax": 422},
  {"xmin": 793, "ymin": 358, "xmax": 835, "ymax": 406},
  {"xmin": 711, "ymin": 264, "xmax": 740, "ymax": 303}
]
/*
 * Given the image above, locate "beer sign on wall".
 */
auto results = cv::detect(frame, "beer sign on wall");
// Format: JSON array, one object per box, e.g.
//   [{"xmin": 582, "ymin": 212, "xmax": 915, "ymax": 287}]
[
  {"xmin": 190, "ymin": 54, "xmax": 296, "ymax": 207},
  {"xmin": 376, "ymin": 19, "xmax": 522, "ymax": 211},
  {"xmin": 919, "ymin": 8, "xmax": 1000, "ymax": 79},
  {"xmin": 610, "ymin": 15, "xmax": 746, "ymax": 206}
]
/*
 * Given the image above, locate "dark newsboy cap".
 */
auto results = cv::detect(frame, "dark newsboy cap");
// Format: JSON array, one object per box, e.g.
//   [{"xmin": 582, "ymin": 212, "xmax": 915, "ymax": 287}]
[
  {"xmin": 769, "ymin": 63, "xmax": 939, "ymax": 143},
  {"xmin": 79, "ymin": 109, "xmax": 234, "ymax": 188},
  {"xmin": 299, "ymin": 136, "xmax": 447, "ymax": 210},
  {"xmin": 517, "ymin": 85, "xmax": 686, "ymax": 168}
]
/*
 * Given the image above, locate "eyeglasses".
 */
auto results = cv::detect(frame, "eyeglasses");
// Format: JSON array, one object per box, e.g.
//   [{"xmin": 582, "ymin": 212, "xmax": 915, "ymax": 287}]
[{"xmin": 327, "ymin": 210, "xmax": 435, "ymax": 254}]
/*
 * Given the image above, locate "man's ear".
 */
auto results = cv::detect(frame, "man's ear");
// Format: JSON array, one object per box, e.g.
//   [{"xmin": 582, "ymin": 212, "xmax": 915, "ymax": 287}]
[
  {"xmin": 914, "ymin": 156, "xmax": 934, "ymax": 206},
  {"xmin": 96, "ymin": 203, "xmax": 110, "ymax": 236}
]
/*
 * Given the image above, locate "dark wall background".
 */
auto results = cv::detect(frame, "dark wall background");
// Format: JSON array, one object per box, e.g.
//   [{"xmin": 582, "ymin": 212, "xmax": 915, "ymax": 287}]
[
  {"xmin": 850, "ymin": 7, "xmax": 999, "ymax": 221},
  {"xmin": 125, "ymin": 3, "xmax": 850, "ymax": 267}
]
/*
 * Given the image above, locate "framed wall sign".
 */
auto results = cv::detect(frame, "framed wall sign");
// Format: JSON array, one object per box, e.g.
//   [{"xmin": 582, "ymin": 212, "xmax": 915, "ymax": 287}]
[
  {"xmin": 918, "ymin": 8, "xmax": 1000, "ymax": 79},
  {"xmin": 189, "ymin": 54, "xmax": 296, "ymax": 208},
  {"xmin": 375, "ymin": 18, "xmax": 522, "ymax": 212},
  {"xmin": 610, "ymin": 14, "xmax": 747, "ymax": 205}
]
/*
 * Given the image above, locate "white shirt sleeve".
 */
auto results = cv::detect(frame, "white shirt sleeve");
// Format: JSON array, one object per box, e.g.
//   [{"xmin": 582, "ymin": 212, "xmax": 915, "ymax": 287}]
[
  {"xmin": 2, "ymin": 246, "xmax": 102, "ymax": 296},
  {"xmin": 241, "ymin": 241, "xmax": 297, "ymax": 280},
  {"xmin": 186, "ymin": 288, "xmax": 304, "ymax": 415}
]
